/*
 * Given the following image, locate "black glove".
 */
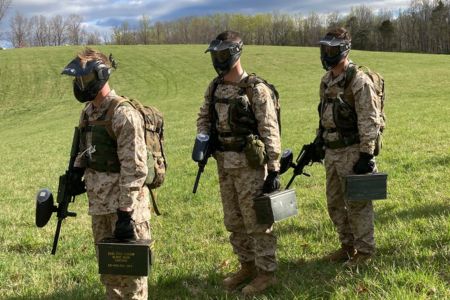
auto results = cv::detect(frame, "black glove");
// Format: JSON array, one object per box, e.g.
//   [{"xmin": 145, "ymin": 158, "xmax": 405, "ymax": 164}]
[
  {"xmin": 353, "ymin": 152, "xmax": 375, "ymax": 174},
  {"xmin": 263, "ymin": 171, "xmax": 281, "ymax": 193},
  {"xmin": 114, "ymin": 210, "xmax": 136, "ymax": 241},
  {"xmin": 311, "ymin": 138, "xmax": 325, "ymax": 162},
  {"xmin": 69, "ymin": 167, "xmax": 86, "ymax": 196}
]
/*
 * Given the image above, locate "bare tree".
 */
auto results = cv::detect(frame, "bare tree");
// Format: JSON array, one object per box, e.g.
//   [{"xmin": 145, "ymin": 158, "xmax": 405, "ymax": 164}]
[
  {"xmin": 30, "ymin": 15, "xmax": 49, "ymax": 46},
  {"xmin": 0, "ymin": 0, "xmax": 11, "ymax": 39},
  {"xmin": 86, "ymin": 30, "xmax": 101, "ymax": 45},
  {"xmin": 138, "ymin": 15, "xmax": 152, "ymax": 44},
  {"xmin": 154, "ymin": 21, "xmax": 164, "ymax": 44},
  {"xmin": 112, "ymin": 21, "xmax": 135, "ymax": 45},
  {"xmin": 0, "ymin": 0, "xmax": 11, "ymax": 24},
  {"xmin": 9, "ymin": 11, "xmax": 31, "ymax": 47},
  {"xmin": 49, "ymin": 15, "xmax": 66, "ymax": 46},
  {"xmin": 65, "ymin": 14, "xmax": 83, "ymax": 45},
  {"xmin": 102, "ymin": 31, "xmax": 111, "ymax": 44}
]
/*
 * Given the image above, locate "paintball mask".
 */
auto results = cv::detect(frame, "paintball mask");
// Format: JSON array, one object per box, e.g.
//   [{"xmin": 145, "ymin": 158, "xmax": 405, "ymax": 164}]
[
  {"xmin": 61, "ymin": 57, "xmax": 111, "ymax": 103},
  {"xmin": 319, "ymin": 35, "xmax": 351, "ymax": 70},
  {"xmin": 205, "ymin": 39, "xmax": 243, "ymax": 76}
]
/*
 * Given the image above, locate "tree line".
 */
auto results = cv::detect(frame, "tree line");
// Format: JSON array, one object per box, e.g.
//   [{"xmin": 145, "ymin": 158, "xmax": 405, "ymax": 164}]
[
  {"xmin": 111, "ymin": 0, "xmax": 450, "ymax": 54},
  {"xmin": 4, "ymin": 12, "xmax": 103, "ymax": 47},
  {"xmin": 1, "ymin": 0, "xmax": 450, "ymax": 54}
]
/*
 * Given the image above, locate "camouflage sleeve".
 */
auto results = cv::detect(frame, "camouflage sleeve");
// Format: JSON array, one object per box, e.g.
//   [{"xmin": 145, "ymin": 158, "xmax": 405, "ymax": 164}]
[
  {"xmin": 251, "ymin": 83, "xmax": 281, "ymax": 171},
  {"xmin": 196, "ymin": 81, "xmax": 214, "ymax": 134},
  {"xmin": 317, "ymin": 80, "xmax": 326, "ymax": 135},
  {"xmin": 112, "ymin": 105, "xmax": 148, "ymax": 208},
  {"xmin": 352, "ymin": 72, "xmax": 382, "ymax": 155}
]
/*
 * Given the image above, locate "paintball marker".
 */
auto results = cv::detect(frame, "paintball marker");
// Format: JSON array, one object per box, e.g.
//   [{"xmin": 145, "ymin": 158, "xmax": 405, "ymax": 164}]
[
  {"xmin": 35, "ymin": 127, "xmax": 86, "ymax": 255},
  {"xmin": 283, "ymin": 136, "xmax": 324, "ymax": 189},
  {"xmin": 192, "ymin": 133, "xmax": 212, "ymax": 194}
]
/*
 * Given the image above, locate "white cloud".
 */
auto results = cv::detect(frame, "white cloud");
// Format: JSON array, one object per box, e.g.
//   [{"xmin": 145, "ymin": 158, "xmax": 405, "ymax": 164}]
[{"xmin": 0, "ymin": 0, "xmax": 413, "ymax": 35}]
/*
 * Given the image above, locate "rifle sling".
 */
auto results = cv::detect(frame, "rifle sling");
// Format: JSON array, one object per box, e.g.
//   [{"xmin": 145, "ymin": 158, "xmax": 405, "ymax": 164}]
[{"xmin": 150, "ymin": 189, "xmax": 161, "ymax": 216}]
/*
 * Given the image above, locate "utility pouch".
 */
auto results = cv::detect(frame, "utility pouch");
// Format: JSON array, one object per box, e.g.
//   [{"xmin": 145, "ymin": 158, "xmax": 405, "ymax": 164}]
[
  {"xmin": 253, "ymin": 189, "xmax": 298, "ymax": 224},
  {"xmin": 97, "ymin": 238, "xmax": 154, "ymax": 276},
  {"xmin": 345, "ymin": 173, "xmax": 387, "ymax": 201},
  {"xmin": 145, "ymin": 154, "xmax": 156, "ymax": 186},
  {"xmin": 244, "ymin": 134, "xmax": 267, "ymax": 168},
  {"xmin": 332, "ymin": 97, "xmax": 357, "ymax": 130}
]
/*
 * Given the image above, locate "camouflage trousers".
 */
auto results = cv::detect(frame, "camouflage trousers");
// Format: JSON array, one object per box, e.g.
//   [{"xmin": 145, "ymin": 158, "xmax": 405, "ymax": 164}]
[
  {"xmin": 324, "ymin": 145, "xmax": 376, "ymax": 254},
  {"xmin": 92, "ymin": 214, "xmax": 151, "ymax": 300},
  {"xmin": 217, "ymin": 164, "xmax": 277, "ymax": 272}
]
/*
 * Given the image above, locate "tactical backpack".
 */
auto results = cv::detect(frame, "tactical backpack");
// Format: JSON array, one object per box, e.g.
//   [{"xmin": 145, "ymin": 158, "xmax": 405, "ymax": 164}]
[
  {"xmin": 345, "ymin": 64, "xmax": 386, "ymax": 155},
  {"xmin": 115, "ymin": 97, "xmax": 166, "ymax": 190},
  {"xmin": 81, "ymin": 96, "xmax": 167, "ymax": 189},
  {"xmin": 121, "ymin": 97, "xmax": 167, "ymax": 189}
]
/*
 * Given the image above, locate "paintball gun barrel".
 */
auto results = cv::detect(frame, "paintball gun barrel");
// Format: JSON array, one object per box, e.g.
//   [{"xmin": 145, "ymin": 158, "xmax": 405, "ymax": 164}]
[
  {"xmin": 35, "ymin": 127, "xmax": 84, "ymax": 254},
  {"xmin": 192, "ymin": 133, "xmax": 212, "ymax": 194}
]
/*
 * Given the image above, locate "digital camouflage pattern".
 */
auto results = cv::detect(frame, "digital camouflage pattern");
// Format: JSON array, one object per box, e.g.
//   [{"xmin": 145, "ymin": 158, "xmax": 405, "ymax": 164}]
[
  {"xmin": 197, "ymin": 73, "xmax": 281, "ymax": 171},
  {"xmin": 75, "ymin": 90, "xmax": 151, "ymax": 224},
  {"xmin": 319, "ymin": 67, "xmax": 378, "ymax": 255},
  {"xmin": 197, "ymin": 73, "xmax": 280, "ymax": 272},
  {"xmin": 75, "ymin": 90, "xmax": 151, "ymax": 298},
  {"xmin": 319, "ymin": 67, "xmax": 383, "ymax": 155},
  {"xmin": 92, "ymin": 214, "xmax": 151, "ymax": 300},
  {"xmin": 324, "ymin": 144, "xmax": 376, "ymax": 254},
  {"xmin": 216, "ymin": 159, "xmax": 277, "ymax": 271}
]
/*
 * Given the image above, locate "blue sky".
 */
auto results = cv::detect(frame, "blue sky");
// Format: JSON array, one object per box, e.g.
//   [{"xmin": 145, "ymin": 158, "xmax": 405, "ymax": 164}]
[{"xmin": 0, "ymin": 0, "xmax": 411, "ymax": 47}]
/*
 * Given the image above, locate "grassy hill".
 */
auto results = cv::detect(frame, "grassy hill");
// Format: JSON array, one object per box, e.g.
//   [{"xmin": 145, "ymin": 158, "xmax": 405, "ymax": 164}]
[{"xmin": 0, "ymin": 45, "xmax": 448, "ymax": 299}]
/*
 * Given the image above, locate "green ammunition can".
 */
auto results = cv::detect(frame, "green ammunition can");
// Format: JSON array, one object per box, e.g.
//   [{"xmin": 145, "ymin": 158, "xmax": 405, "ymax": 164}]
[
  {"xmin": 345, "ymin": 173, "xmax": 388, "ymax": 201},
  {"xmin": 97, "ymin": 238, "xmax": 153, "ymax": 276}
]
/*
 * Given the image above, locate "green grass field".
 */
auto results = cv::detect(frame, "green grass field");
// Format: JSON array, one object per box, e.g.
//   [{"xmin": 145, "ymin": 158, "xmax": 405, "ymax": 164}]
[{"xmin": 0, "ymin": 45, "xmax": 449, "ymax": 299}]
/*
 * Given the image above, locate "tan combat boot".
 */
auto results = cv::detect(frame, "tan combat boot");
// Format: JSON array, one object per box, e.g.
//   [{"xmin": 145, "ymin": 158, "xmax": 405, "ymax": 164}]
[
  {"xmin": 241, "ymin": 270, "xmax": 277, "ymax": 296},
  {"xmin": 344, "ymin": 251, "xmax": 373, "ymax": 267},
  {"xmin": 323, "ymin": 245, "xmax": 356, "ymax": 262},
  {"xmin": 223, "ymin": 261, "xmax": 257, "ymax": 291}
]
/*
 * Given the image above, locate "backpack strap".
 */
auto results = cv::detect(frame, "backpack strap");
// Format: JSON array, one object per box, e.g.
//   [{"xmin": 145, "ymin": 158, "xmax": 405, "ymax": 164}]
[
  {"xmin": 208, "ymin": 76, "xmax": 223, "ymax": 134},
  {"xmin": 239, "ymin": 73, "xmax": 260, "ymax": 103},
  {"xmin": 344, "ymin": 63, "xmax": 358, "ymax": 90},
  {"xmin": 102, "ymin": 96, "xmax": 128, "ymax": 139},
  {"xmin": 79, "ymin": 103, "xmax": 90, "ymax": 129},
  {"xmin": 240, "ymin": 73, "xmax": 282, "ymax": 135},
  {"xmin": 78, "ymin": 97, "xmax": 127, "ymax": 139}
]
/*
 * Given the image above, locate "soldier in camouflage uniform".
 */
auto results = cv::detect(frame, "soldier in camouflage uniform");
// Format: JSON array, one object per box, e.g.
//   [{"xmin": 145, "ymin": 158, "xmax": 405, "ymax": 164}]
[
  {"xmin": 197, "ymin": 31, "xmax": 281, "ymax": 295},
  {"xmin": 62, "ymin": 48, "xmax": 150, "ymax": 299},
  {"xmin": 317, "ymin": 28, "xmax": 384, "ymax": 266}
]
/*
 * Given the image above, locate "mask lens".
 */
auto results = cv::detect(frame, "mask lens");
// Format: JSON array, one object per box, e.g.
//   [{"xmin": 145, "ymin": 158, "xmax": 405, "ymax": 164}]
[
  {"xmin": 74, "ymin": 72, "xmax": 96, "ymax": 90},
  {"xmin": 321, "ymin": 45, "xmax": 340, "ymax": 57},
  {"xmin": 211, "ymin": 50, "xmax": 230, "ymax": 64},
  {"xmin": 209, "ymin": 39, "xmax": 221, "ymax": 49}
]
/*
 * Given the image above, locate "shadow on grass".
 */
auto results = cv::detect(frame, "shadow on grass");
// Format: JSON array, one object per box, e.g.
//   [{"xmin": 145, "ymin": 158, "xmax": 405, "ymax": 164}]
[
  {"xmin": 423, "ymin": 154, "xmax": 450, "ymax": 167},
  {"xmin": 4, "ymin": 283, "xmax": 103, "ymax": 300},
  {"xmin": 148, "ymin": 258, "xmax": 345, "ymax": 299},
  {"xmin": 376, "ymin": 201, "xmax": 450, "ymax": 223}
]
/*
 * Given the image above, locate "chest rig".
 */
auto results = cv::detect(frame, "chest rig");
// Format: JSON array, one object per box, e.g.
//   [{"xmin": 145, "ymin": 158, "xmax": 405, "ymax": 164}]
[
  {"xmin": 209, "ymin": 74, "xmax": 280, "ymax": 152},
  {"xmin": 79, "ymin": 98, "xmax": 127, "ymax": 173},
  {"xmin": 319, "ymin": 65, "xmax": 359, "ymax": 149},
  {"xmin": 209, "ymin": 77, "xmax": 258, "ymax": 152}
]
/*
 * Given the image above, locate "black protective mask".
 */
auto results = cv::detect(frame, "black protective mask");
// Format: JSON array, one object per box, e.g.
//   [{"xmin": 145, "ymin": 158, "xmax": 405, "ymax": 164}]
[
  {"xmin": 62, "ymin": 57, "xmax": 111, "ymax": 103},
  {"xmin": 318, "ymin": 36, "xmax": 351, "ymax": 70},
  {"xmin": 205, "ymin": 39, "xmax": 243, "ymax": 76},
  {"xmin": 73, "ymin": 79, "xmax": 106, "ymax": 103}
]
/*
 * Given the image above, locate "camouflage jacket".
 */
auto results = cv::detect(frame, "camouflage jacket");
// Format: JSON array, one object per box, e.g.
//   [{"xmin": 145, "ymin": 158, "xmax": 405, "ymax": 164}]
[
  {"xmin": 75, "ymin": 90, "xmax": 150, "ymax": 222},
  {"xmin": 197, "ymin": 72, "xmax": 281, "ymax": 171},
  {"xmin": 319, "ymin": 64, "xmax": 383, "ymax": 155}
]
